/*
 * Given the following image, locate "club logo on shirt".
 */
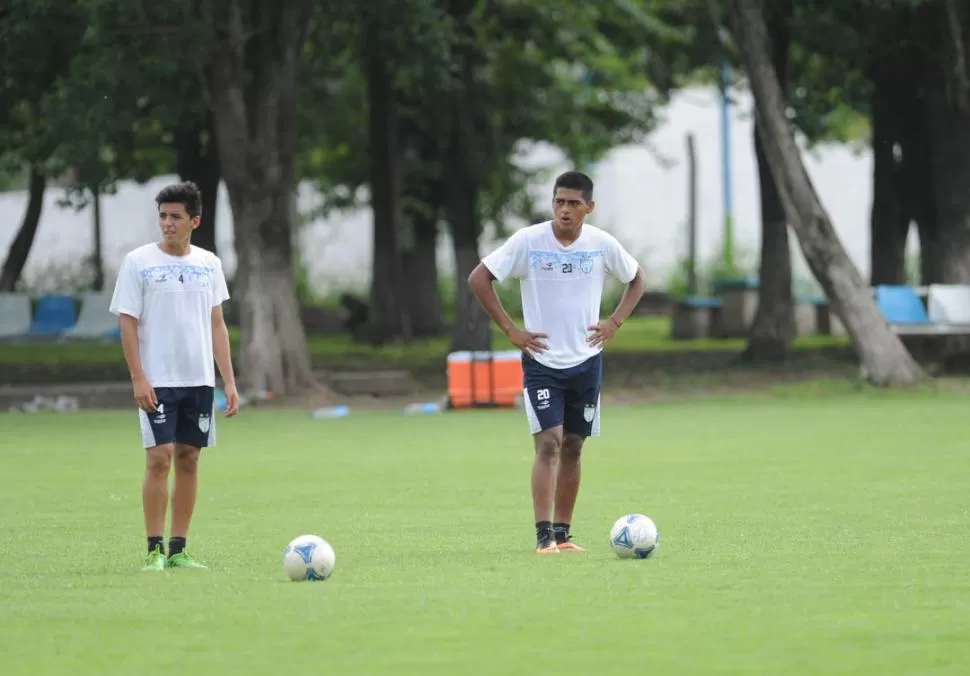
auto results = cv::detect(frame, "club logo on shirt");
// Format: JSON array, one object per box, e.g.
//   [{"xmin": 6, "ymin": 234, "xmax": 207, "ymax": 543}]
[
  {"xmin": 144, "ymin": 264, "xmax": 213, "ymax": 287},
  {"xmin": 528, "ymin": 250, "xmax": 603, "ymax": 276}
]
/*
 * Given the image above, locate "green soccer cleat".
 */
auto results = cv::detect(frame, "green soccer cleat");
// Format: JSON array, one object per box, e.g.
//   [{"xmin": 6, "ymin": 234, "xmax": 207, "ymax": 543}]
[
  {"xmin": 166, "ymin": 551, "xmax": 207, "ymax": 569},
  {"xmin": 142, "ymin": 547, "xmax": 167, "ymax": 572}
]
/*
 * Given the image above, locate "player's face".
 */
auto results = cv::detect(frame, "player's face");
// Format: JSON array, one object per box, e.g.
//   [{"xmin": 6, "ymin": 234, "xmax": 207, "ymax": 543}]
[
  {"xmin": 552, "ymin": 188, "xmax": 594, "ymax": 234},
  {"xmin": 158, "ymin": 202, "xmax": 200, "ymax": 244}
]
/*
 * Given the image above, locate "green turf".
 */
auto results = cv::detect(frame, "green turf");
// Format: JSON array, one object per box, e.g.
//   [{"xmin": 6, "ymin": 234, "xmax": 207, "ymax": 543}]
[
  {"xmin": 2, "ymin": 394, "xmax": 968, "ymax": 674},
  {"xmin": 0, "ymin": 315, "xmax": 849, "ymax": 367}
]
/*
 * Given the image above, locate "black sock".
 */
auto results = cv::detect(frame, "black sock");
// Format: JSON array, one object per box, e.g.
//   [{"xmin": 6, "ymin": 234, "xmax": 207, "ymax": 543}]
[
  {"xmin": 536, "ymin": 521, "xmax": 553, "ymax": 542},
  {"xmin": 148, "ymin": 536, "xmax": 164, "ymax": 555},
  {"xmin": 168, "ymin": 537, "xmax": 186, "ymax": 556},
  {"xmin": 553, "ymin": 522, "xmax": 570, "ymax": 543}
]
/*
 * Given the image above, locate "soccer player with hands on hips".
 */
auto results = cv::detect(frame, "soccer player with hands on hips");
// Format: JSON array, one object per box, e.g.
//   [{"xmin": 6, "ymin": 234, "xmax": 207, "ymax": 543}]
[
  {"xmin": 468, "ymin": 171, "xmax": 645, "ymax": 554},
  {"xmin": 110, "ymin": 181, "xmax": 239, "ymax": 572}
]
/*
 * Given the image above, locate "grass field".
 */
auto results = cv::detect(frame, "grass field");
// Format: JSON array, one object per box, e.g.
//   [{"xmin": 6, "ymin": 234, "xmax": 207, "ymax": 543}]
[
  {"xmin": 2, "ymin": 392, "xmax": 969, "ymax": 675},
  {"xmin": 0, "ymin": 315, "xmax": 849, "ymax": 368}
]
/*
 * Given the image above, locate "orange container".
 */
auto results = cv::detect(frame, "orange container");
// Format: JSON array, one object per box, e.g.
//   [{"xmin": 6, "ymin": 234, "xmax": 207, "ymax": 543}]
[{"xmin": 446, "ymin": 350, "xmax": 523, "ymax": 408}]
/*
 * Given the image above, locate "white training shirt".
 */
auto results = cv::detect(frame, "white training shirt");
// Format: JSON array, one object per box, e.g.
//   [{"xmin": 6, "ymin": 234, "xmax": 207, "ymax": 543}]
[
  {"xmin": 109, "ymin": 243, "xmax": 230, "ymax": 388},
  {"xmin": 482, "ymin": 221, "xmax": 640, "ymax": 370}
]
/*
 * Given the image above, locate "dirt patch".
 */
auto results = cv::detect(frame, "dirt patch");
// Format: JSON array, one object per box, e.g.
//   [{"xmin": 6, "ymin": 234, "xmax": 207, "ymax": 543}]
[{"xmin": 1, "ymin": 358, "xmax": 865, "ymax": 413}]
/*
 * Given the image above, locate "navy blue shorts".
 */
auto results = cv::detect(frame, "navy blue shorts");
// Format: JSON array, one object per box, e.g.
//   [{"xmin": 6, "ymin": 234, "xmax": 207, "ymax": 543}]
[
  {"xmin": 138, "ymin": 386, "xmax": 216, "ymax": 449},
  {"xmin": 523, "ymin": 353, "xmax": 603, "ymax": 437}
]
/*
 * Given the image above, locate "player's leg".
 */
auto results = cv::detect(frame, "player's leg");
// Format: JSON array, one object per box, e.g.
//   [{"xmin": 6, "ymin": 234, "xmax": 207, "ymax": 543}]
[
  {"xmin": 169, "ymin": 443, "xmax": 200, "ymax": 555},
  {"xmin": 554, "ymin": 354, "xmax": 603, "ymax": 551},
  {"xmin": 523, "ymin": 360, "xmax": 567, "ymax": 554},
  {"xmin": 553, "ymin": 432, "xmax": 586, "ymax": 550},
  {"xmin": 138, "ymin": 390, "xmax": 178, "ymax": 571},
  {"xmin": 532, "ymin": 425, "xmax": 563, "ymax": 553},
  {"xmin": 168, "ymin": 386, "xmax": 215, "ymax": 569}
]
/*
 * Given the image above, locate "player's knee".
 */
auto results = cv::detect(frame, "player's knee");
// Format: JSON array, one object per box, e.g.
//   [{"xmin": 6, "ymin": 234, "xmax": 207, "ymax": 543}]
[
  {"xmin": 175, "ymin": 445, "xmax": 200, "ymax": 473},
  {"xmin": 145, "ymin": 445, "xmax": 173, "ymax": 476},
  {"xmin": 535, "ymin": 433, "xmax": 561, "ymax": 459},
  {"xmin": 562, "ymin": 434, "xmax": 584, "ymax": 462}
]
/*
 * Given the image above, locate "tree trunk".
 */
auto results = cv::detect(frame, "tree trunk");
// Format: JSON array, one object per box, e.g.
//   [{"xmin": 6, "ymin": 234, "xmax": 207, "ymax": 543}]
[
  {"xmin": 446, "ymin": 0, "xmax": 491, "ymax": 352},
  {"xmin": 868, "ymin": 66, "xmax": 910, "ymax": 286},
  {"xmin": 175, "ymin": 109, "xmax": 221, "ymax": 255},
  {"xmin": 207, "ymin": 0, "xmax": 322, "ymax": 397},
  {"xmin": 920, "ymin": 0, "xmax": 970, "ymax": 285},
  {"xmin": 451, "ymin": 233, "xmax": 491, "ymax": 351},
  {"xmin": 92, "ymin": 185, "xmax": 103, "ymax": 291},
  {"xmin": 729, "ymin": 0, "xmax": 923, "ymax": 386},
  {"xmin": 0, "ymin": 166, "xmax": 45, "ymax": 292},
  {"xmin": 400, "ymin": 204, "xmax": 442, "ymax": 337},
  {"xmin": 233, "ymin": 209, "xmax": 313, "ymax": 396},
  {"xmin": 396, "ymin": 81, "xmax": 446, "ymax": 337},
  {"xmin": 743, "ymin": 0, "xmax": 793, "ymax": 362},
  {"xmin": 360, "ymin": 8, "xmax": 410, "ymax": 345},
  {"xmin": 895, "ymin": 49, "xmax": 940, "ymax": 284},
  {"xmin": 743, "ymin": 118, "xmax": 794, "ymax": 360}
]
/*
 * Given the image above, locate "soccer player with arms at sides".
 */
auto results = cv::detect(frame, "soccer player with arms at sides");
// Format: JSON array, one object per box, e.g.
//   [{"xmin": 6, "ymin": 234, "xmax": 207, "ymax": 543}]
[
  {"xmin": 110, "ymin": 181, "xmax": 240, "ymax": 571},
  {"xmin": 468, "ymin": 171, "xmax": 645, "ymax": 554}
]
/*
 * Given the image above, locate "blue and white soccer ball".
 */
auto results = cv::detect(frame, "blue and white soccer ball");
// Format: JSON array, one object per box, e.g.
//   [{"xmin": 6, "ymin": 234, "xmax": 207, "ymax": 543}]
[
  {"xmin": 610, "ymin": 514, "xmax": 660, "ymax": 559},
  {"xmin": 283, "ymin": 534, "xmax": 336, "ymax": 581}
]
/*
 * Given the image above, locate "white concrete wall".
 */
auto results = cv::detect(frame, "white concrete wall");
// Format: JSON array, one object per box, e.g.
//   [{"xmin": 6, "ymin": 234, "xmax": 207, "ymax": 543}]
[{"xmin": 0, "ymin": 86, "xmax": 918, "ymax": 296}]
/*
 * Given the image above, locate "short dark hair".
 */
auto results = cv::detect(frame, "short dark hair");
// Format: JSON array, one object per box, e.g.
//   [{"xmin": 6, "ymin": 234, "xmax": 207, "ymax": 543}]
[
  {"xmin": 155, "ymin": 181, "xmax": 202, "ymax": 218},
  {"xmin": 553, "ymin": 171, "xmax": 594, "ymax": 202}
]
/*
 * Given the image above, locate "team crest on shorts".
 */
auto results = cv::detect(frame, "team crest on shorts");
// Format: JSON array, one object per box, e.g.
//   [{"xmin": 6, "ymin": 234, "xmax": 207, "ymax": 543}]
[
  {"xmin": 198, "ymin": 413, "xmax": 211, "ymax": 434},
  {"xmin": 583, "ymin": 404, "xmax": 596, "ymax": 422}
]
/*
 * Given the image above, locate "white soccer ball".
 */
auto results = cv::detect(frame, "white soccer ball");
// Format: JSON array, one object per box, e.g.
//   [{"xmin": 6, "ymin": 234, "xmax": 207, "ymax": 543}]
[
  {"xmin": 282, "ymin": 534, "xmax": 336, "ymax": 581},
  {"xmin": 610, "ymin": 514, "xmax": 660, "ymax": 559}
]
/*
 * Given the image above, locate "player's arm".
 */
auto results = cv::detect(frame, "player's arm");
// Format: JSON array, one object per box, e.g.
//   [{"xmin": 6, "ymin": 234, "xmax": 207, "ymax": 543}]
[
  {"xmin": 589, "ymin": 238, "xmax": 647, "ymax": 348},
  {"xmin": 607, "ymin": 266, "xmax": 646, "ymax": 328},
  {"xmin": 118, "ymin": 313, "xmax": 157, "ymax": 412},
  {"xmin": 467, "ymin": 264, "xmax": 518, "ymax": 335},
  {"xmin": 111, "ymin": 254, "xmax": 156, "ymax": 412},
  {"xmin": 467, "ymin": 262, "xmax": 549, "ymax": 357},
  {"xmin": 211, "ymin": 304, "xmax": 239, "ymax": 417}
]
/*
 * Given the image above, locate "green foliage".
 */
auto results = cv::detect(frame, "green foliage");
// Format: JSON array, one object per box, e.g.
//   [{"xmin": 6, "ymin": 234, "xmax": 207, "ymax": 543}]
[
  {"xmin": 0, "ymin": 0, "xmax": 87, "ymax": 175},
  {"xmin": 906, "ymin": 250, "xmax": 922, "ymax": 286},
  {"xmin": 664, "ymin": 245, "xmax": 759, "ymax": 298},
  {"xmin": 652, "ymin": 0, "xmax": 875, "ymax": 148},
  {"xmin": 0, "ymin": 0, "xmax": 199, "ymax": 198},
  {"xmin": 15, "ymin": 256, "xmax": 116, "ymax": 294},
  {"xmin": 296, "ymin": 0, "xmax": 679, "ymax": 233}
]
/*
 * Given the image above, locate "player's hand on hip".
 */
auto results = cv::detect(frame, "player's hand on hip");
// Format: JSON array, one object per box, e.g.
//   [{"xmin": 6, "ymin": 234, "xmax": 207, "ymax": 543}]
[
  {"xmin": 223, "ymin": 383, "xmax": 240, "ymax": 418},
  {"xmin": 132, "ymin": 376, "xmax": 158, "ymax": 413},
  {"xmin": 507, "ymin": 327, "xmax": 549, "ymax": 359},
  {"xmin": 587, "ymin": 318, "xmax": 620, "ymax": 348}
]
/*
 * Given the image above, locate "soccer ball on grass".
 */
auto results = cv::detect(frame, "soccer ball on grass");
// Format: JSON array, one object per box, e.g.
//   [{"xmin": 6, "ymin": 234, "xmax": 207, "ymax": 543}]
[
  {"xmin": 609, "ymin": 514, "xmax": 659, "ymax": 559},
  {"xmin": 283, "ymin": 534, "xmax": 336, "ymax": 581}
]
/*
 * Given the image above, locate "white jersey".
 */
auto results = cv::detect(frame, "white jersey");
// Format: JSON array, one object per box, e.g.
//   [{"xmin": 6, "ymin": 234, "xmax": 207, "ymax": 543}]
[
  {"xmin": 482, "ymin": 221, "xmax": 640, "ymax": 370},
  {"xmin": 109, "ymin": 243, "xmax": 230, "ymax": 388}
]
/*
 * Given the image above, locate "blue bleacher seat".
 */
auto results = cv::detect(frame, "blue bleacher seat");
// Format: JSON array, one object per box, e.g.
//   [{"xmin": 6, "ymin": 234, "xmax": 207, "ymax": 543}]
[
  {"xmin": 682, "ymin": 296, "xmax": 722, "ymax": 309},
  {"xmin": 875, "ymin": 285, "xmax": 929, "ymax": 325},
  {"xmin": 0, "ymin": 293, "xmax": 32, "ymax": 339},
  {"xmin": 28, "ymin": 294, "xmax": 77, "ymax": 336},
  {"xmin": 62, "ymin": 292, "xmax": 120, "ymax": 341}
]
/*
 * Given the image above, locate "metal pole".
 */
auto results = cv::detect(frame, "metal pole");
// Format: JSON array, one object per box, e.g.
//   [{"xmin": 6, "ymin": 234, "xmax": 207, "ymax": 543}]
[
  {"xmin": 686, "ymin": 133, "xmax": 698, "ymax": 296},
  {"xmin": 719, "ymin": 60, "xmax": 735, "ymax": 276}
]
